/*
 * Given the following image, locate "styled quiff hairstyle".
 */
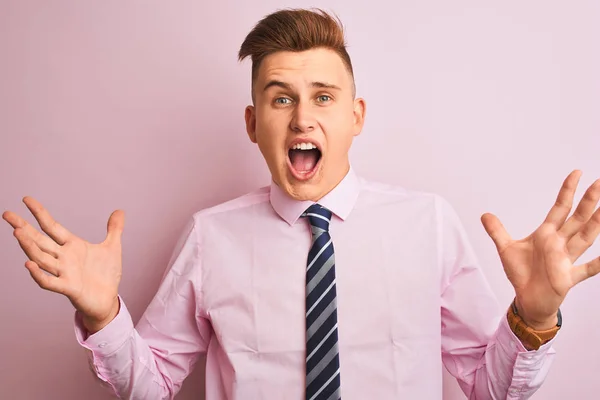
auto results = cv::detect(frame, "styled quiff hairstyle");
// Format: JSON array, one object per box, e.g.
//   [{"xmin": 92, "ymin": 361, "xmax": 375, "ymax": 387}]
[{"xmin": 238, "ymin": 8, "xmax": 355, "ymax": 99}]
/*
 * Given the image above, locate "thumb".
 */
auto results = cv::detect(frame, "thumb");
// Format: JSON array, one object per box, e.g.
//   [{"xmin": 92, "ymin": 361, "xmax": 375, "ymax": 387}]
[
  {"xmin": 481, "ymin": 212, "xmax": 512, "ymax": 252},
  {"xmin": 105, "ymin": 210, "xmax": 125, "ymax": 245}
]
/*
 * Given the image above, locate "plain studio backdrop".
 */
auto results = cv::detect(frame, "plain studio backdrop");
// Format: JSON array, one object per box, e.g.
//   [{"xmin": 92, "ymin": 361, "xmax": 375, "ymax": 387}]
[{"xmin": 1, "ymin": 1, "xmax": 598, "ymax": 399}]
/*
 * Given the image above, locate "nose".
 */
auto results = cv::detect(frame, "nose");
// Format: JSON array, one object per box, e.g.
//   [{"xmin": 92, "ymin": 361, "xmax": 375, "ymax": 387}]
[{"xmin": 290, "ymin": 101, "xmax": 315, "ymax": 133}]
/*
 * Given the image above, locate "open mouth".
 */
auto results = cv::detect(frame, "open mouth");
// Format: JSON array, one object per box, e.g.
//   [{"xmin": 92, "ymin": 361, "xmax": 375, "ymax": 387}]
[{"xmin": 287, "ymin": 142, "xmax": 322, "ymax": 180}]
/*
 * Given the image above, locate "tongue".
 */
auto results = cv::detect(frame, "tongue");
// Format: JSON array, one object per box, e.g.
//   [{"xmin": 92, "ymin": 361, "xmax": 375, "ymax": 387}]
[{"xmin": 289, "ymin": 149, "xmax": 319, "ymax": 173}]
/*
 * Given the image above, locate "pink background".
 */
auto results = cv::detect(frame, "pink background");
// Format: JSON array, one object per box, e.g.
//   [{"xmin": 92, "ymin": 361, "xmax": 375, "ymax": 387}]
[{"xmin": 1, "ymin": 1, "xmax": 599, "ymax": 399}]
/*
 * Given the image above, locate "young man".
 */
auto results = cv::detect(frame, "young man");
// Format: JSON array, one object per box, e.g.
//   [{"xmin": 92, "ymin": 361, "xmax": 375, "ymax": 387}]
[{"xmin": 3, "ymin": 8, "xmax": 600, "ymax": 400}]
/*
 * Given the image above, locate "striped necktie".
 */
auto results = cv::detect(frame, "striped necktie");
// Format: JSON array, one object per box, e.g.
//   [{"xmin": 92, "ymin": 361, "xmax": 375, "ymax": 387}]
[{"xmin": 302, "ymin": 204, "xmax": 341, "ymax": 400}]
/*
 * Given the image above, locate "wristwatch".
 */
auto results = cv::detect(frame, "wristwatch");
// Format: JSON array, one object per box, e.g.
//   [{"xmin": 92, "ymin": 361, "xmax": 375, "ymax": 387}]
[{"xmin": 506, "ymin": 299, "xmax": 562, "ymax": 351}]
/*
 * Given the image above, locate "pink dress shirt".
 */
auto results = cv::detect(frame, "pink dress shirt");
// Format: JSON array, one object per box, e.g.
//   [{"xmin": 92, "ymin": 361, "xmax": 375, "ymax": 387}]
[{"xmin": 75, "ymin": 167, "xmax": 556, "ymax": 399}]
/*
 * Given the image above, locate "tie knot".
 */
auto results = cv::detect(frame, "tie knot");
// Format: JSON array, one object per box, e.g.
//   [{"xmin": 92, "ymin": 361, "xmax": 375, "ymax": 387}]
[{"xmin": 302, "ymin": 203, "xmax": 332, "ymax": 232}]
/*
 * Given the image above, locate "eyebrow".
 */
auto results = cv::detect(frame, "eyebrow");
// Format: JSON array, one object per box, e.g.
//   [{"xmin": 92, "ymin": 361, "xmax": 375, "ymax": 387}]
[{"xmin": 263, "ymin": 80, "xmax": 342, "ymax": 92}]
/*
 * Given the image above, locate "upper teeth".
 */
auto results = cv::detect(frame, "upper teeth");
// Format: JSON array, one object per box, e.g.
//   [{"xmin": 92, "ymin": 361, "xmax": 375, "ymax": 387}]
[{"xmin": 291, "ymin": 143, "xmax": 317, "ymax": 150}]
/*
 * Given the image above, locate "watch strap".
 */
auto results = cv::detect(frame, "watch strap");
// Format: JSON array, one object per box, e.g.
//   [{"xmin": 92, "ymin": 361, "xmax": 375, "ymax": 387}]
[{"xmin": 506, "ymin": 300, "xmax": 561, "ymax": 351}]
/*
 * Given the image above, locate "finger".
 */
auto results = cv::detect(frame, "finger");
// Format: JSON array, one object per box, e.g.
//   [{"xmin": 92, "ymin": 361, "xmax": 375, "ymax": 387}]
[
  {"xmin": 20, "ymin": 223, "xmax": 62, "ymax": 258},
  {"xmin": 2, "ymin": 211, "xmax": 60, "ymax": 257},
  {"xmin": 14, "ymin": 228, "xmax": 60, "ymax": 276},
  {"xmin": 104, "ymin": 210, "xmax": 125, "ymax": 245},
  {"xmin": 544, "ymin": 170, "xmax": 582, "ymax": 228},
  {"xmin": 2, "ymin": 210, "xmax": 29, "ymax": 229},
  {"xmin": 567, "ymin": 206, "xmax": 600, "ymax": 262},
  {"xmin": 560, "ymin": 179, "xmax": 600, "ymax": 238},
  {"xmin": 25, "ymin": 261, "xmax": 66, "ymax": 294},
  {"xmin": 23, "ymin": 197, "xmax": 72, "ymax": 245},
  {"xmin": 570, "ymin": 256, "xmax": 600, "ymax": 286},
  {"xmin": 481, "ymin": 213, "xmax": 512, "ymax": 252}
]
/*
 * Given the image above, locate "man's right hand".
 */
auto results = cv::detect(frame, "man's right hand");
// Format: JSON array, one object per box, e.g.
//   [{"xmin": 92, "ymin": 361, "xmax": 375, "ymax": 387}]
[{"xmin": 2, "ymin": 197, "xmax": 124, "ymax": 334}]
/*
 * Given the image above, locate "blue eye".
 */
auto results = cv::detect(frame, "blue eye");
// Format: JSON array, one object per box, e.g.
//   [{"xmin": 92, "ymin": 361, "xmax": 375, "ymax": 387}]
[
  {"xmin": 275, "ymin": 97, "xmax": 292, "ymax": 105},
  {"xmin": 317, "ymin": 95, "xmax": 331, "ymax": 102}
]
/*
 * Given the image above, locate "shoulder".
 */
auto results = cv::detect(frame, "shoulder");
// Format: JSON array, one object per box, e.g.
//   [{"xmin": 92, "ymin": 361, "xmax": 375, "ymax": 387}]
[
  {"xmin": 355, "ymin": 176, "xmax": 465, "ymax": 229},
  {"xmin": 191, "ymin": 185, "xmax": 272, "ymax": 222},
  {"xmin": 357, "ymin": 176, "xmax": 445, "ymax": 209},
  {"xmin": 173, "ymin": 186, "xmax": 272, "ymax": 247}
]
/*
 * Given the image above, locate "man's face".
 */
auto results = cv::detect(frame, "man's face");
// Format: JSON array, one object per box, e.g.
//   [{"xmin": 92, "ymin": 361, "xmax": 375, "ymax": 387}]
[{"xmin": 245, "ymin": 48, "xmax": 366, "ymax": 201}]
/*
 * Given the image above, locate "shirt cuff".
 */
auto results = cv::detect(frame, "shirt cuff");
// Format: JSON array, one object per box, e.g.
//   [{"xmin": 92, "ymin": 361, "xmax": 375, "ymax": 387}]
[
  {"xmin": 73, "ymin": 295, "xmax": 134, "ymax": 357},
  {"xmin": 496, "ymin": 313, "xmax": 558, "ymax": 398}
]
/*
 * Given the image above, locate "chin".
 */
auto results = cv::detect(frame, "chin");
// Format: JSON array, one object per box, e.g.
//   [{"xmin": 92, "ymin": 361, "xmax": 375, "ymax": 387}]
[
  {"xmin": 280, "ymin": 169, "xmax": 327, "ymax": 202},
  {"xmin": 286, "ymin": 186, "xmax": 319, "ymax": 201}
]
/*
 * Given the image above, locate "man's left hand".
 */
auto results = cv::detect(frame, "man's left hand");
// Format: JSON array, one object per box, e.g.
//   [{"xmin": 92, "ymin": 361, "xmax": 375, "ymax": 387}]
[{"xmin": 481, "ymin": 170, "xmax": 600, "ymax": 330}]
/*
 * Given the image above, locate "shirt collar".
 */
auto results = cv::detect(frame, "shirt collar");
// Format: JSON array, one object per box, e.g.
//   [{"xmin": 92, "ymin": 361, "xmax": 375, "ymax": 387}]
[{"xmin": 269, "ymin": 166, "xmax": 360, "ymax": 225}]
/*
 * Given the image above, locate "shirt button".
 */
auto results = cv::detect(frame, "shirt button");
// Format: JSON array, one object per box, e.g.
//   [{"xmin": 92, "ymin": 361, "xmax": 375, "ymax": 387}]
[{"xmin": 98, "ymin": 342, "xmax": 107, "ymax": 348}]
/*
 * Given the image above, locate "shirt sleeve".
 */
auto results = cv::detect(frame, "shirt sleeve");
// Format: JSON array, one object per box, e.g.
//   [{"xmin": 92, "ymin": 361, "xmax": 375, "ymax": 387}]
[
  {"xmin": 436, "ymin": 196, "xmax": 557, "ymax": 400},
  {"xmin": 73, "ymin": 217, "xmax": 211, "ymax": 400}
]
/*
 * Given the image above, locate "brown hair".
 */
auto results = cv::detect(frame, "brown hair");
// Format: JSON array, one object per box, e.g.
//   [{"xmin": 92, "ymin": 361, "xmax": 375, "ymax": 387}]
[{"xmin": 238, "ymin": 8, "xmax": 355, "ymax": 98}]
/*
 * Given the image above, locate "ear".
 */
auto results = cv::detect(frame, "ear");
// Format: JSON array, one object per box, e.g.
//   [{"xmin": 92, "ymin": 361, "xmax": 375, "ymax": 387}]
[
  {"xmin": 352, "ymin": 97, "xmax": 366, "ymax": 137},
  {"xmin": 245, "ymin": 105, "xmax": 257, "ymax": 143}
]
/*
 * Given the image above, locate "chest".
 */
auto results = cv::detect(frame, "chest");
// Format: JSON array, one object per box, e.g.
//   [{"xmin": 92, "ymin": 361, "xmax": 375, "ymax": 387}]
[{"xmin": 201, "ymin": 209, "xmax": 442, "ymax": 355}]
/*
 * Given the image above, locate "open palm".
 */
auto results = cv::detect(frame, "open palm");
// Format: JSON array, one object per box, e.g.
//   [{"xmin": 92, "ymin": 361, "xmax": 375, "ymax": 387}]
[
  {"xmin": 3, "ymin": 197, "xmax": 124, "ymax": 330},
  {"xmin": 482, "ymin": 170, "xmax": 600, "ymax": 329}
]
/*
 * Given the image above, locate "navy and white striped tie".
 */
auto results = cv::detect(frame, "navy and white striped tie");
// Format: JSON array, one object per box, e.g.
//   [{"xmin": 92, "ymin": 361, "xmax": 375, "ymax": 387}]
[{"xmin": 302, "ymin": 204, "xmax": 341, "ymax": 400}]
